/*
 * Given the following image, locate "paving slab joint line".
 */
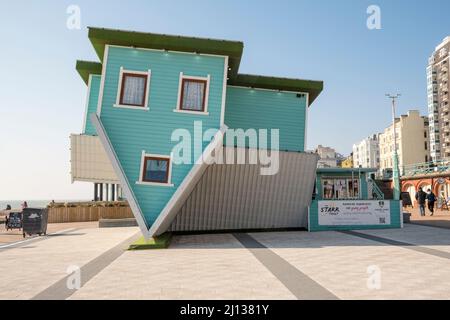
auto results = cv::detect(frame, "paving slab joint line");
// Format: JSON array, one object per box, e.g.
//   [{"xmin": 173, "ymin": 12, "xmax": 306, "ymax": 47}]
[
  {"xmin": 233, "ymin": 233, "xmax": 339, "ymax": 300},
  {"xmin": 32, "ymin": 231, "xmax": 141, "ymax": 300},
  {"xmin": 340, "ymin": 230, "xmax": 450, "ymax": 261}
]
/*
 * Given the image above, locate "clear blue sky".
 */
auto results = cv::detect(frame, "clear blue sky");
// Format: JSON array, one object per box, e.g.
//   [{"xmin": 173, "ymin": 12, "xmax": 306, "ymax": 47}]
[{"xmin": 1, "ymin": 0, "xmax": 450, "ymax": 200}]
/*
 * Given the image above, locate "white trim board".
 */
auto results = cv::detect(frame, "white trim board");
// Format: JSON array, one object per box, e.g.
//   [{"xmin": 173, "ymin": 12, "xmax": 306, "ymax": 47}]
[
  {"xmin": 82, "ymin": 74, "xmax": 93, "ymax": 133},
  {"xmin": 90, "ymin": 113, "xmax": 151, "ymax": 239},
  {"xmin": 304, "ymin": 93, "xmax": 310, "ymax": 151},
  {"xmin": 108, "ymin": 44, "xmax": 229, "ymax": 59},
  {"xmin": 96, "ymin": 45, "xmax": 110, "ymax": 116},
  {"xmin": 220, "ymin": 56, "xmax": 229, "ymax": 127}
]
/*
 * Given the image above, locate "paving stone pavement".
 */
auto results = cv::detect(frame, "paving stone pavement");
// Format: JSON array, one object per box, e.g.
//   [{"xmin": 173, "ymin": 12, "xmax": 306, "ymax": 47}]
[
  {"xmin": 250, "ymin": 225, "xmax": 450, "ymax": 300},
  {"xmin": 69, "ymin": 234, "xmax": 296, "ymax": 300},
  {"xmin": 2, "ymin": 223, "xmax": 450, "ymax": 300},
  {"xmin": 0, "ymin": 226, "xmax": 139, "ymax": 300}
]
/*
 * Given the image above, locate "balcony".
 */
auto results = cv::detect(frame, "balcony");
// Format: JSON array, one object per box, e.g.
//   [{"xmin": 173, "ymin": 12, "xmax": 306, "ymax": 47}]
[{"xmin": 70, "ymin": 134, "xmax": 119, "ymax": 184}]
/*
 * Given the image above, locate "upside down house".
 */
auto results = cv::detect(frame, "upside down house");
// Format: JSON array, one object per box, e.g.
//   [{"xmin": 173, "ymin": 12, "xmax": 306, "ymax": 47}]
[{"xmin": 71, "ymin": 27, "xmax": 324, "ymax": 239}]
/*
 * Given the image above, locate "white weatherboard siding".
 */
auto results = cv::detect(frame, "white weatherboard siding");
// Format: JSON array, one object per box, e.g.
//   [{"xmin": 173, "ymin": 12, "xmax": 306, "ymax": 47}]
[{"xmin": 70, "ymin": 134, "xmax": 119, "ymax": 184}]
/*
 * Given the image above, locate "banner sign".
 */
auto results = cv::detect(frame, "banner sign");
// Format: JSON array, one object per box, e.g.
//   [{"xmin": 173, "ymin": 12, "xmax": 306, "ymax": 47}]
[{"xmin": 318, "ymin": 200, "xmax": 391, "ymax": 226}]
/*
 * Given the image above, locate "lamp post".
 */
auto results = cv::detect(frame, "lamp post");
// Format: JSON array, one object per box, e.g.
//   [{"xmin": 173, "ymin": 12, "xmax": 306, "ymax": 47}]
[{"xmin": 386, "ymin": 94, "xmax": 401, "ymax": 200}]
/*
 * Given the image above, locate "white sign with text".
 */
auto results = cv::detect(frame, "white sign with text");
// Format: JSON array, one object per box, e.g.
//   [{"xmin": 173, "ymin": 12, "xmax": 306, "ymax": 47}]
[{"xmin": 318, "ymin": 201, "xmax": 391, "ymax": 226}]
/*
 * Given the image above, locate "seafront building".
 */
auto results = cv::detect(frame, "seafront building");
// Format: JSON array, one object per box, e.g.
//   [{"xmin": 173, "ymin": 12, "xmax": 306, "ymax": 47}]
[
  {"xmin": 427, "ymin": 37, "xmax": 450, "ymax": 162},
  {"xmin": 71, "ymin": 27, "xmax": 402, "ymax": 237},
  {"xmin": 340, "ymin": 154, "xmax": 353, "ymax": 168},
  {"xmin": 315, "ymin": 145, "xmax": 339, "ymax": 168},
  {"xmin": 352, "ymin": 135, "xmax": 380, "ymax": 169},
  {"xmin": 379, "ymin": 110, "xmax": 430, "ymax": 176}
]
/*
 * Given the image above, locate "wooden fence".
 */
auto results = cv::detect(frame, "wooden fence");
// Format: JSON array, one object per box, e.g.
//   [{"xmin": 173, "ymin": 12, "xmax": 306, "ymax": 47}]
[{"xmin": 47, "ymin": 203, "xmax": 134, "ymax": 224}]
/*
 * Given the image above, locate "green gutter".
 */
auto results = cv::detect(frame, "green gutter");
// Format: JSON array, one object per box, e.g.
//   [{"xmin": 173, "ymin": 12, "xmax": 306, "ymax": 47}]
[
  {"xmin": 88, "ymin": 27, "xmax": 244, "ymax": 79},
  {"xmin": 229, "ymin": 74, "xmax": 324, "ymax": 104},
  {"xmin": 76, "ymin": 60, "xmax": 102, "ymax": 84},
  {"xmin": 78, "ymin": 28, "xmax": 323, "ymax": 104}
]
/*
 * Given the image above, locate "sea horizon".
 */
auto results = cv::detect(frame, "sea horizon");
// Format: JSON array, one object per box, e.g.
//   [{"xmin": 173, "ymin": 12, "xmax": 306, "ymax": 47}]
[{"xmin": 0, "ymin": 199, "xmax": 91, "ymax": 210}]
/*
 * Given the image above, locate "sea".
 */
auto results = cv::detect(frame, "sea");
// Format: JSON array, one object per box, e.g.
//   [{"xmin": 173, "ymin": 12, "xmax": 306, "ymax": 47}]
[{"xmin": 0, "ymin": 200, "xmax": 90, "ymax": 210}]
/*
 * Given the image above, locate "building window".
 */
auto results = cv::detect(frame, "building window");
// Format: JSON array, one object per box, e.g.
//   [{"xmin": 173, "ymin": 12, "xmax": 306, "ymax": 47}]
[
  {"xmin": 143, "ymin": 157, "xmax": 170, "ymax": 183},
  {"xmin": 322, "ymin": 178, "xmax": 360, "ymax": 200},
  {"xmin": 137, "ymin": 152, "xmax": 173, "ymax": 186},
  {"xmin": 115, "ymin": 68, "xmax": 151, "ymax": 110},
  {"xmin": 175, "ymin": 73, "xmax": 210, "ymax": 114}
]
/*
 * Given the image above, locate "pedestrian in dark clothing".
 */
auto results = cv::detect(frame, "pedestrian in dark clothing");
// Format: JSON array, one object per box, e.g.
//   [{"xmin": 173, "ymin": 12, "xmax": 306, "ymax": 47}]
[
  {"xmin": 426, "ymin": 189, "xmax": 436, "ymax": 216},
  {"xmin": 416, "ymin": 187, "xmax": 427, "ymax": 216}
]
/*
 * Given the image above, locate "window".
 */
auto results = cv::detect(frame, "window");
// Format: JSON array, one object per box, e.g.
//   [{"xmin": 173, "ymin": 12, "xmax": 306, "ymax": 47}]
[
  {"xmin": 115, "ymin": 68, "xmax": 151, "ymax": 110},
  {"xmin": 322, "ymin": 178, "xmax": 360, "ymax": 200},
  {"xmin": 175, "ymin": 73, "xmax": 210, "ymax": 114},
  {"xmin": 143, "ymin": 157, "xmax": 169, "ymax": 183},
  {"xmin": 180, "ymin": 78, "xmax": 207, "ymax": 111},
  {"xmin": 137, "ymin": 152, "xmax": 173, "ymax": 186}
]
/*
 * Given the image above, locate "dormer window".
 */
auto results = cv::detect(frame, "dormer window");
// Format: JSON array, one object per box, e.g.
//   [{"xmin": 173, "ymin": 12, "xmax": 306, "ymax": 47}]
[
  {"xmin": 114, "ymin": 68, "xmax": 151, "ymax": 110},
  {"xmin": 175, "ymin": 73, "xmax": 210, "ymax": 115}
]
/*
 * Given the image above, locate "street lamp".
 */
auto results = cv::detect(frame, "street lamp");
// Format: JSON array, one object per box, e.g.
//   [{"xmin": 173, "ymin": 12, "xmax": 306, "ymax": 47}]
[{"xmin": 386, "ymin": 93, "xmax": 401, "ymax": 200}]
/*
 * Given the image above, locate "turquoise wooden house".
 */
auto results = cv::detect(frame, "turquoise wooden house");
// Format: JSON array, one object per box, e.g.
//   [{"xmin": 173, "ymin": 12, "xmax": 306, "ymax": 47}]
[{"xmin": 71, "ymin": 27, "xmax": 324, "ymax": 238}]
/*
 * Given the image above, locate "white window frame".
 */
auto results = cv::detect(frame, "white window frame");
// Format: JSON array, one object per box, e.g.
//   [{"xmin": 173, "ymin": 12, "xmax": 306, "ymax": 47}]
[
  {"xmin": 114, "ymin": 67, "xmax": 151, "ymax": 111},
  {"xmin": 174, "ymin": 72, "xmax": 210, "ymax": 115},
  {"xmin": 136, "ymin": 151, "xmax": 174, "ymax": 187}
]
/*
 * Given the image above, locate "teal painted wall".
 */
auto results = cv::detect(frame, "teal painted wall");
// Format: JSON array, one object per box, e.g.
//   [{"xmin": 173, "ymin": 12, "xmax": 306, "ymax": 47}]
[
  {"xmin": 99, "ymin": 46, "xmax": 226, "ymax": 226},
  {"xmin": 224, "ymin": 86, "xmax": 307, "ymax": 151},
  {"xmin": 309, "ymin": 200, "xmax": 402, "ymax": 231},
  {"xmin": 316, "ymin": 172, "xmax": 369, "ymax": 200},
  {"xmin": 83, "ymin": 75, "xmax": 101, "ymax": 135}
]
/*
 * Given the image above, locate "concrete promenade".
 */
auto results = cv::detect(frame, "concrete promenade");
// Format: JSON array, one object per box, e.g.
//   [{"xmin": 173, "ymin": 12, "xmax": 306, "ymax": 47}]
[{"xmin": 1, "ymin": 222, "xmax": 450, "ymax": 300}]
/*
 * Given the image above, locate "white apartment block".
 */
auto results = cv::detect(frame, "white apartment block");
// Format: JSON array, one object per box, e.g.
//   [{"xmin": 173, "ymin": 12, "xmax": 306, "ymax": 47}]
[
  {"xmin": 428, "ymin": 36, "xmax": 450, "ymax": 161},
  {"xmin": 352, "ymin": 134, "xmax": 380, "ymax": 169}
]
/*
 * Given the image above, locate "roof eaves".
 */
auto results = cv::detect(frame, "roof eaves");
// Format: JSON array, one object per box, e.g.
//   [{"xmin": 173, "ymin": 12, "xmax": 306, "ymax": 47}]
[
  {"xmin": 87, "ymin": 27, "xmax": 244, "ymax": 79},
  {"xmin": 229, "ymin": 74, "xmax": 324, "ymax": 105},
  {"xmin": 76, "ymin": 60, "xmax": 102, "ymax": 84}
]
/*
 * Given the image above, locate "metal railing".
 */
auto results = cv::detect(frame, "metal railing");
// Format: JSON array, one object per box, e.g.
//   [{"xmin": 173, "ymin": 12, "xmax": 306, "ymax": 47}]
[
  {"xmin": 402, "ymin": 158, "xmax": 450, "ymax": 177},
  {"xmin": 368, "ymin": 178, "xmax": 385, "ymax": 200}
]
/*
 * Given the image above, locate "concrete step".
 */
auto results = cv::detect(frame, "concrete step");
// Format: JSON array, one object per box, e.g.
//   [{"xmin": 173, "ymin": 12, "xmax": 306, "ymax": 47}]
[{"xmin": 99, "ymin": 218, "xmax": 138, "ymax": 228}]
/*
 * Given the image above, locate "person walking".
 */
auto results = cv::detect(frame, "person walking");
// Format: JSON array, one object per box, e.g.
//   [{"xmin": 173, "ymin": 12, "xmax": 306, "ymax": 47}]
[
  {"xmin": 416, "ymin": 187, "xmax": 427, "ymax": 217},
  {"xmin": 426, "ymin": 188, "xmax": 437, "ymax": 216}
]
